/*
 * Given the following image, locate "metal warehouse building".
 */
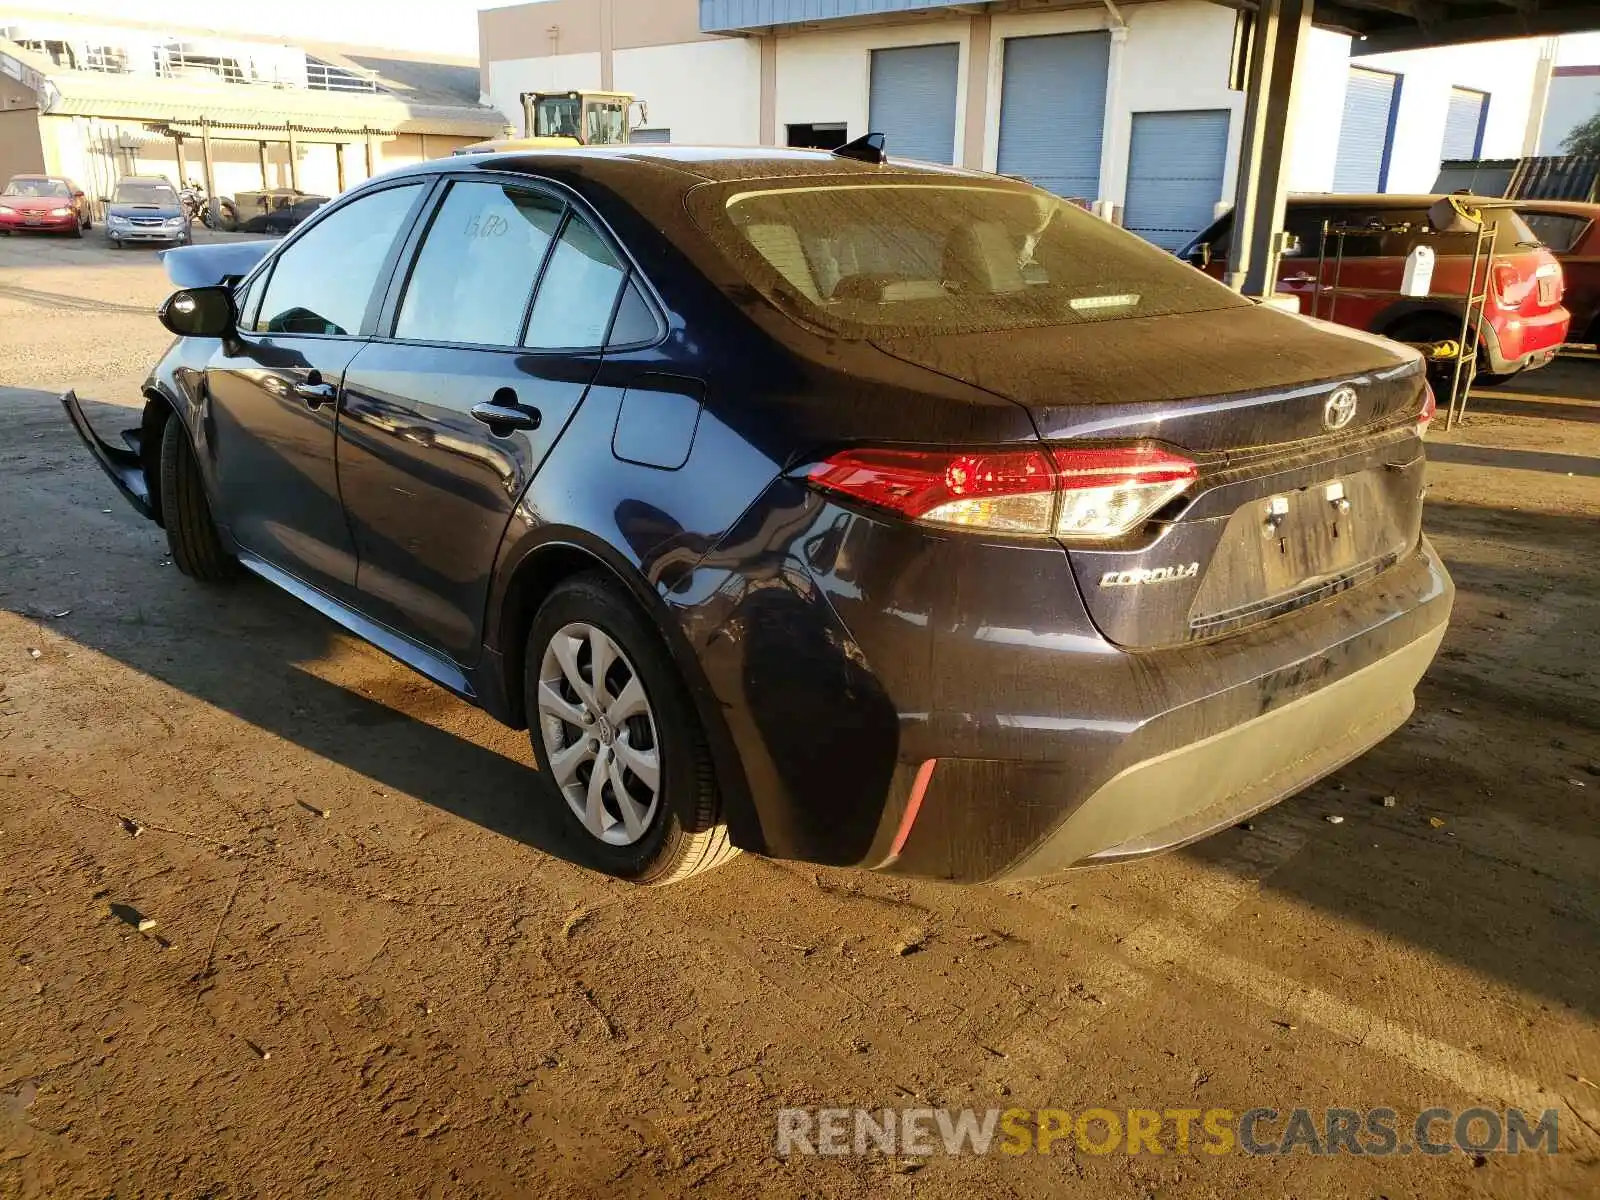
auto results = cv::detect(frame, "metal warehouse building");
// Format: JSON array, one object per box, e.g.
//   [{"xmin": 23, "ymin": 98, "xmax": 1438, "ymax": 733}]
[
  {"xmin": 0, "ymin": 13, "xmax": 509, "ymax": 209},
  {"xmin": 479, "ymin": 0, "xmax": 1560, "ymax": 251}
]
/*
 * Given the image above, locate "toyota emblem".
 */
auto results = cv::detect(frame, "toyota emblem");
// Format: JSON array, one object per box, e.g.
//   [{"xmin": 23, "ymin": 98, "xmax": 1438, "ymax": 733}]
[{"xmin": 1323, "ymin": 385, "xmax": 1359, "ymax": 431}]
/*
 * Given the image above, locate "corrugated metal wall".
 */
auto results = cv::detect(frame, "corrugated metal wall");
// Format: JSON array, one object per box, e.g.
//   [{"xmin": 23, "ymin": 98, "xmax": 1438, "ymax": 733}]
[
  {"xmin": 1332, "ymin": 67, "xmax": 1401, "ymax": 193},
  {"xmin": 868, "ymin": 43, "xmax": 959, "ymax": 165},
  {"xmin": 1123, "ymin": 109, "xmax": 1230, "ymax": 251},
  {"xmin": 995, "ymin": 32, "xmax": 1110, "ymax": 201}
]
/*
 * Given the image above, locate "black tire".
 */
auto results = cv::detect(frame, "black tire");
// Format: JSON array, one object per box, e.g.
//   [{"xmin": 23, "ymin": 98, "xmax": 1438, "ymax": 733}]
[
  {"xmin": 523, "ymin": 574, "xmax": 738, "ymax": 884},
  {"xmin": 69, "ymin": 220, "xmax": 83, "ymax": 239},
  {"xmin": 157, "ymin": 414, "xmax": 237, "ymax": 583}
]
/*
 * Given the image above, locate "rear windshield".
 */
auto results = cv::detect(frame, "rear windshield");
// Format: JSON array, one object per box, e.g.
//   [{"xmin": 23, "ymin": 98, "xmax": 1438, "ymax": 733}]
[{"xmin": 689, "ymin": 180, "xmax": 1250, "ymax": 338}]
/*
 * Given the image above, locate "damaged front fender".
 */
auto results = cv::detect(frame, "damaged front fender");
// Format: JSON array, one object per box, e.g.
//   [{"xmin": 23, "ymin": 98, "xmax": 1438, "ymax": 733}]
[{"xmin": 59, "ymin": 390, "xmax": 155, "ymax": 520}]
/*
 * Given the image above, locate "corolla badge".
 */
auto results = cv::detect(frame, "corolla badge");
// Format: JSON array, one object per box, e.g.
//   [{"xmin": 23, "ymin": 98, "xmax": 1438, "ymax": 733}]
[
  {"xmin": 1323, "ymin": 384, "xmax": 1359, "ymax": 431},
  {"xmin": 1100, "ymin": 563, "xmax": 1200, "ymax": 588}
]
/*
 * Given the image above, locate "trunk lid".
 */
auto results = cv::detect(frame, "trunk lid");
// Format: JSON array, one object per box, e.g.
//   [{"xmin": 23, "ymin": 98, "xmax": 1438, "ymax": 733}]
[{"xmin": 874, "ymin": 305, "xmax": 1430, "ymax": 649}]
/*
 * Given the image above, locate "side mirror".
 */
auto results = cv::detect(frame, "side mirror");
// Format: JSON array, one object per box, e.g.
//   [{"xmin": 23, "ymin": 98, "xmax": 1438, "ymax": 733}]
[
  {"xmin": 73, "ymin": 189, "xmax": 85, "ymax": 199},
  {"xmin": 629, "ymin": 99, "xmax": 649, "ymax": 131},
  {"xmin": 158, "ymin": 286, "xmax": 235, "ymax": 338},
  {"xmin": 1280, "ymin": 232, "xmax": 1305, "ymax": 258},
  {"xmin": 1190, "ymin": 242, "xmax": 1212, "ymax": 268}
]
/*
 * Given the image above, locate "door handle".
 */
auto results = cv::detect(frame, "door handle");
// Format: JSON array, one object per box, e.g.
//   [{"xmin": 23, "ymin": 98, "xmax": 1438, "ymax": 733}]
[
  {"xmin": 1284, "ymin": 272, "xmax": 1318, "ymax": 285},
  {"xmin": 471, "ymin": 397, "xmax": 542, "ymax": 434},
  {"xmin": 293, "ymin": 379, "xmax": 337, "ymax": 407}
]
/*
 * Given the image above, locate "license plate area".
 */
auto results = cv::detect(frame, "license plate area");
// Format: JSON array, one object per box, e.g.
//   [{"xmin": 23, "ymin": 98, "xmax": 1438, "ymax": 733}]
[
  {"xmin": 1188, "ymin": 470, "xmax": 1409, "ymax": 635},
  {"xmin": 24, "ymin": 214, "xmax": 41, "ymax": 225}
]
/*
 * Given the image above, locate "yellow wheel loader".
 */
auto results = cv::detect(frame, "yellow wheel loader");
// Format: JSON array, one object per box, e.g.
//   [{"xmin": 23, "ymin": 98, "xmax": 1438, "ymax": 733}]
[{"xmin": 454, "ymin": 90, "xmax": 649, "ymax": 155}]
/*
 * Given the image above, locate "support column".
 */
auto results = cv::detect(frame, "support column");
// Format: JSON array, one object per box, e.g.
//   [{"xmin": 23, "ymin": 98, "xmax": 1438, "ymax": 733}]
[
  {"xmin": 365, "ymin": 133, "xmax": 377, "ymax": 178},
  {"xmin": 759, "ymin": 33, "xmax": 777, "ymax": 146},
  {"xmin": 1224, "ymin": 0, "xmax": 1312, "ymax": 297},
  {"xmin": 336, "ymin": 141, "xmax": 347, "ymax": 192},
  {"xmin": 961, "ymin": 14, "xmax": 991, "ymax": 169},
  {"xmin": 257, "ymin": 140, "xmax": 269, "ymax": 189},
  {"xmin": 286, "ymin": 124, "xmax": 299, "ymax": 192},
  {"xmin": 199, "ymin": 119, "xmax": 217, "ymax": 225},
  {"xmin": 173, "ymin": 134, "xmax": 187, "ymax": 186}
]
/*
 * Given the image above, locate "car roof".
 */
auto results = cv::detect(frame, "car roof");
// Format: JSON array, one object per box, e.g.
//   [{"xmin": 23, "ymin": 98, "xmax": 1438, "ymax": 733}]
[
  {"xmin": 120, "ymin": 176, "xmax": 173, "ymax": 183},
  {"xmin": 394, "ymin": 144, "xmax": 994, "ymax": 186}
]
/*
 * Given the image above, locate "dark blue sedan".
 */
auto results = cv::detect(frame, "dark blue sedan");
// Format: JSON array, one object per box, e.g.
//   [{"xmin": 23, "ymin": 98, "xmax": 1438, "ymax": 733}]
[{"xmin": 62, "ymin": 144, "xmax": 1452, "ymax": 884}]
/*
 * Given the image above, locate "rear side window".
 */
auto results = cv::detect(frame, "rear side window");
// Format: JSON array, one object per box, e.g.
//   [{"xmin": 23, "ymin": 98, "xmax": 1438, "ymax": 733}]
[
  {"xmin": 395, "ymin": 182, "xmax": 564, "ymax": 346},
  {"xmin": 1315, "ymin": 205, "xmax": 1542, "ymax": 258},
  {"xmin": 523, "ymin": 216, "xmax": 627, "ymax": 349},
  {"xmin": 689, "ymin": 180, "xmax": 1249, "ymax": 337},
  {"xmin": 256, "ymin": 183, "xmax": 423, "ymax": 336},
  {"xmin": 1519, "ymin": 212, "xmax": 1590, "ymax": 253}
]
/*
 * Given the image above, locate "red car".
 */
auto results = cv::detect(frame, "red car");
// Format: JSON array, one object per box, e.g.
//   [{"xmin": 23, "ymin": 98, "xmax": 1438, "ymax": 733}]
[
  {"xmin": 1183, "ymin": 194, "xmax": 1570, "ymax": 384},
  {"xmin": 1512, "ymin": 199, "xmax": 1599, "ymax": 347},
  {"xmin": 0, "ymin": 174, "xmax": 93, "ymax": 237}
]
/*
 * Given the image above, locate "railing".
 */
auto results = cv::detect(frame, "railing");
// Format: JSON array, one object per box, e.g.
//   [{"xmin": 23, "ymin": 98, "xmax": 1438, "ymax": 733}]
[{"xmin": 305, "ymin": 60, "xmax": 379, "ymax": 93}]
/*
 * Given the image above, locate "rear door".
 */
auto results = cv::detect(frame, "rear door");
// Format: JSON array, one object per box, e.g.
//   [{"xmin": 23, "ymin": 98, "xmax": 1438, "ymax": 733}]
[
  {"xmin": 337, "ymin": 178, "xmax": 628, "ymax": 663},
  {"xmin": 202, "ymin": 179, "xmax": 430, "ymax": 598}
]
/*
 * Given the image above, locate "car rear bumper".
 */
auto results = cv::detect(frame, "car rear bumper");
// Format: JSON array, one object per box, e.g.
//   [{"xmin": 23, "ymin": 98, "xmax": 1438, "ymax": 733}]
[
  {"xmin": 870, "ymin": 540, "xmax": 1452, "ymax": 881},
  {"xmin": 688, "ymin": 464, "xmax": 1454, "ymax": 881},
  {"xmin": 1483, "ymin": 306, "xmax": 1569, "ymax": 374}
]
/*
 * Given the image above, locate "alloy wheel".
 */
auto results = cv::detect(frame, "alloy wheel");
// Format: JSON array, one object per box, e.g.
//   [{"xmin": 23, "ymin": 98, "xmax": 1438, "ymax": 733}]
[{"xmin": 536, "ymin": 621, "xmax": 662, "ymax": 846}]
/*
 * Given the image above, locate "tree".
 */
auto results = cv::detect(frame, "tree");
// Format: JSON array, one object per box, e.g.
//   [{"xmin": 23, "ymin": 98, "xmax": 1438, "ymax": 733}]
[{"xmin": 1561, "ymin": 112, "xmax": 1600, "ymax": 157}]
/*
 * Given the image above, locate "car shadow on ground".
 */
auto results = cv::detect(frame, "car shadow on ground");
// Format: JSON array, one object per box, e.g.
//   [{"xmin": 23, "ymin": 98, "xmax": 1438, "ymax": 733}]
[
  {"xmin": 12, "ymin": 395, "xmax": 595, "ymax": 873},
  {"xmin": 1183, "ymin": 491, "xmax": 1600, "ymax": 1022}
]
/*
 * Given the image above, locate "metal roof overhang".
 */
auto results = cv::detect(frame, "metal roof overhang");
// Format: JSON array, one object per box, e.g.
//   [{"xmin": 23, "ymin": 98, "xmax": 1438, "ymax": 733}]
[
  {"xmin": 702, "ymin": 0, "xmax": 1597, "ymax": 52},
  {"xmin": 1218, "ymin": 0, "xmax": 1598, "ymax": 54},
  {"xmin": 24, "ymin": 58, "xmax": 508, "ymax": 140}
]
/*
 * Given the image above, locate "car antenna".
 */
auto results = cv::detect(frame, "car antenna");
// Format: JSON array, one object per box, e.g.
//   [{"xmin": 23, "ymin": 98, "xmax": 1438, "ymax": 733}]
[{"xmin": 833, "ymin": 132, "xmax": 886, "ymax": 165}]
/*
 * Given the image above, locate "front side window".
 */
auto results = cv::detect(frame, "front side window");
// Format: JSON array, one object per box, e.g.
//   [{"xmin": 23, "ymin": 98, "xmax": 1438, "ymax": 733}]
[
  {"xmin": 534, "ymin": 97, "xmax": 582, "ymax": 140},
  {"xmin": 523, "ymin": 215, "xmax": 626, "ymax": 349},
  {"xmin": 584, "ymin": 100, "xmax": 626, "ymax": 145},
  {"xmin": 395, "ymin": 182, "xmax": 564, "ymax": 346},
  {"xmin": 256, "ymin": 183, "xmax": 423, "ymax": 337},
  {"xmin": 691, "ymin": 180, "xmax": 1250, "ymax": 337}
]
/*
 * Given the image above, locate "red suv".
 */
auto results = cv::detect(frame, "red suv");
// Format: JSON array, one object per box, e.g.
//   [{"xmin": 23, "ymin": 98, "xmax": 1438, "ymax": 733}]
[{"xmin": 1182, "ymin": 194, "xmax": 1569, "ymax": 383}]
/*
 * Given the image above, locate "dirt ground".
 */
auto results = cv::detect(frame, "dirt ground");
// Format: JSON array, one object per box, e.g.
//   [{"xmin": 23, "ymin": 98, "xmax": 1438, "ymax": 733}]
[{"xmin": 1, "ymin": 232, "xmax": 1597, "ymax": 1199}]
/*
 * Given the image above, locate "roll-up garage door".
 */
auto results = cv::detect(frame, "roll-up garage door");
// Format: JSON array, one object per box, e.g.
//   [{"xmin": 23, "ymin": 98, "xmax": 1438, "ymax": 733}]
[
  {"xmin": 996, "ymin": 32, "xmax": 1111, "ymax": 201},
  {"xmin": 1441, "ymin": 88, "xmax": 1488, "ymax": 160},
  {"xmin": 1123, "ymin": 110, "xmax": 1230, "ymax": 251},
  {"xmin": 868, "ymin": 44, "xmax": 960, "ymax": 165},
  {"xmin": 1332, "ymin": 67, "xmax": 1402, "ymax": 193}
]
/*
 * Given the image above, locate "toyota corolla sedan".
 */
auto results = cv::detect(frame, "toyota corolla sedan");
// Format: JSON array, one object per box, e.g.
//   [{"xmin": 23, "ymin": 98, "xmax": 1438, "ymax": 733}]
[{"xmin": 62, "ymin": 144, "xmax": 1452, "ymax": 885}]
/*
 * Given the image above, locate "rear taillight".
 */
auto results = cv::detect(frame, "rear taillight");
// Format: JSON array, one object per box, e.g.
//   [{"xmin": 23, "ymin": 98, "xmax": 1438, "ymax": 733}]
[
  {"xmin": 806, "ymin": 445, "xmax": 1197, "ymax": 541},
  {"xmin": 1417, "ymin": 384, "xmax": 1436, "ymax": 440},
  {"xmin": 1492, "ymin": 262, "xmax": 1522, "ymax": 308}
]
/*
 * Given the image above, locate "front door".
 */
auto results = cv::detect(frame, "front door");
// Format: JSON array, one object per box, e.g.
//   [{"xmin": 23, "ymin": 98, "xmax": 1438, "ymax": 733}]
[
  {"xmin": 338, "ymin": 179, "xmax": 630, "ymax": 663},
  {"xmin": 200, "ymin": 180, "xmax": 428, "ymax": 597}
]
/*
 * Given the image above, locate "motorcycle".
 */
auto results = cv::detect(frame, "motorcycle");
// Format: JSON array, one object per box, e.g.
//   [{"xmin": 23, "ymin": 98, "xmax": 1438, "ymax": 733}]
[{"xmin": 180, "ymin": 185, "xmax": 239, "ymax": 232}]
